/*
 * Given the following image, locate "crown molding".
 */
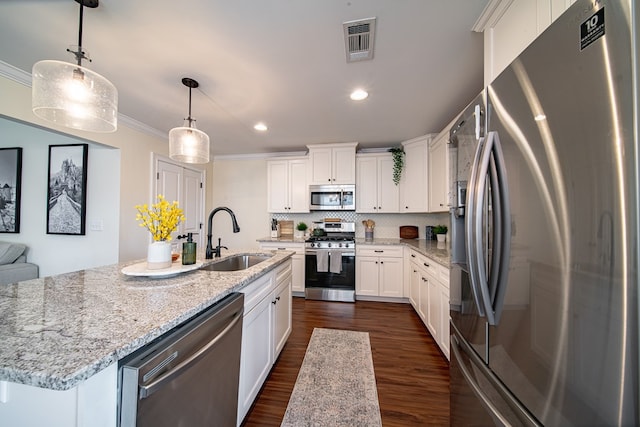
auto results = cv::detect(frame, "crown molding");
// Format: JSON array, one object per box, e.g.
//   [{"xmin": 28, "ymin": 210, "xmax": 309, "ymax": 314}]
[
  {"xmin": 213, "ymin": 150, "xmax": 308, "ymax": 161},
  {"xmin": 472, "ymin": 0, "xmax": 515, "ymax": 32}
]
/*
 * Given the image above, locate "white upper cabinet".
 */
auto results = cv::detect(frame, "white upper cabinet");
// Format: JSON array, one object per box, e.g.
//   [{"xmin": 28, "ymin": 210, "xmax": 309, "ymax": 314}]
[
  {"xmin": 400, "ymin": 135, "xmax": 431, "ymax": 213},
  {"xmin": 356, "ymin": 153, "xmax": 399, "ymax": 213},
  {"xmin": 476, "ymin": 0, "xmax": 577, "ymax": 85},
  {"xmin": 267, "ymin": 157, "xmax": 308, "ymax": 213},
  {"xmin": 428, "ymin": 128, "xmax": 449, "ymax": 213},
  {"xmin": 307, "ymin": 142, "xmax": 357, "ymax": 185}
]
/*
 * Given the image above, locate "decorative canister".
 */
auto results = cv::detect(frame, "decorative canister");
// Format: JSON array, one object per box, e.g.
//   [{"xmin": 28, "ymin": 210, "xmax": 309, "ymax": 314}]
[
  {"xmin": 425, "ymin": 226, "xmax": 434, "ymax": 241},
  {"xmin": 365, "ymin": 228, "xmax": 374, "ymax": 241}
]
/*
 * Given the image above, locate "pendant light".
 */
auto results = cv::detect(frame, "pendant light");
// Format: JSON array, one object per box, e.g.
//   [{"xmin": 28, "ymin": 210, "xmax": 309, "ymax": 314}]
[
  {"xmin": 32, "ymin": 0, "xmax": 118, "ymax": 133},
  {"xmin": 169, "ymin": 78, "xmax": 210, "ymax": 164}
]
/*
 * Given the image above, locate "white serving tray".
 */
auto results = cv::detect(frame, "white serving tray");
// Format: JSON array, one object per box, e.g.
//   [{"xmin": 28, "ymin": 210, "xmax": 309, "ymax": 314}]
[{"xmin": 121, "ymin": 261, "xmax": 204, "ymax": 278}]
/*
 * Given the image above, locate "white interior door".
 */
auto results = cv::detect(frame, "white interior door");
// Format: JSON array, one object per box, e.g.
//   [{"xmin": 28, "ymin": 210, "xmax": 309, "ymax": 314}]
[{"xmin": 156, "ymin": 158, "xmax": 205, "ymax": 247}]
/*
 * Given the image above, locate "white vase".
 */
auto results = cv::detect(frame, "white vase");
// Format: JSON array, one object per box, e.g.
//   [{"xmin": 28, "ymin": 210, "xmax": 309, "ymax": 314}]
[
  {"xmin": 436, "ymin": 233, "xmax": 446, "ymax": 242},
  {"xmin": 147, "ymin": 241, "xmax": 172, "ymax": 270}
]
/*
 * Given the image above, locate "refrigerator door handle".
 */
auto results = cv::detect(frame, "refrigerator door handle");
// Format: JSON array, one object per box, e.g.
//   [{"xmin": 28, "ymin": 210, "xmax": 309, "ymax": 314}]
[
  {"xmin": 470, "ymin": 131, "xmax": 511, "ymax": 325},
  {"xmin": 470, "ymin": 132, "xmax": 495, "ymax": 322},
  {"xmin": 489, "ymin": 131, "xmax": 511, "ymax": 324},
  {"xmin": 466, "ymin": 135, "xmax": 487, "ymax": 318}
]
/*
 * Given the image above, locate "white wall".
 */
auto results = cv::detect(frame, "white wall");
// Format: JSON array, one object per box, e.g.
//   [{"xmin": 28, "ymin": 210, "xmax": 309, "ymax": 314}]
[
  {"xmin": 0, "ymin": 73, "xmax": 214, "ymax": 271},
  {"xmin": 210, "ymin": 157, "xmax": 268, "ymax": 250},
  {"xmin": 0, "ymin": 117, "xmax": 120, "ymax": 276}
]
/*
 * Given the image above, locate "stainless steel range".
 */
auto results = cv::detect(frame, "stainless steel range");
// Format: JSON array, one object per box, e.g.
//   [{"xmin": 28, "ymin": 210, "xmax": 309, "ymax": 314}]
[{"xmin": 304, "ymin": 221, "xmax": 355, "ymax": 302}]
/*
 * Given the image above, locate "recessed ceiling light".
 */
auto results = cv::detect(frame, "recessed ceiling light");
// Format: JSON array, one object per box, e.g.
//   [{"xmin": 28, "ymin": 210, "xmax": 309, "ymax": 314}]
[
  {"xmin": 350, "ymin": 89, "xmax": 369, "ymax": 101},
  {"xmin": 254, "ymin": 122, "xmax": 268, "ymax": 131}
]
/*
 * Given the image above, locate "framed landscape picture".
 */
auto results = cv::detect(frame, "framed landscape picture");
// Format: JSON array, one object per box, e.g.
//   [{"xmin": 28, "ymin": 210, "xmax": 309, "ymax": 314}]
[
  {"xmin": 0, "ymin": 147, "xmax": 22, "ymax": 233},
  {"xmin": 46, "ymin": 144, "xmax": 88, "ymax": 235}
]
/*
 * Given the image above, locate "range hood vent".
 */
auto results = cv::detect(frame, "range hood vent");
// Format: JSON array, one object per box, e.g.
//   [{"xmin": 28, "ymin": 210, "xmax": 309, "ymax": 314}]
[{"xmin": 343, "ymin": 17, "xmax": 376, "ymax": 62}]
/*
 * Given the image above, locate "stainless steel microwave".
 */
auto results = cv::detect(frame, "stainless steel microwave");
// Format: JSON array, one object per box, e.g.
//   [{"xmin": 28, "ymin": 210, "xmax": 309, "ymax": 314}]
[{"xmin": 309, "ymin": 184, "xmax": 355, "ymax": 211}]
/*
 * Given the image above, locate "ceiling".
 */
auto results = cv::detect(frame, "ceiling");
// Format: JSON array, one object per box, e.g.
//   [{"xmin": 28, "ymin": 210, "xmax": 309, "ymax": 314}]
[{"xmin": 0, "ymin": 0, "xmax": 488, "ymax": 156}]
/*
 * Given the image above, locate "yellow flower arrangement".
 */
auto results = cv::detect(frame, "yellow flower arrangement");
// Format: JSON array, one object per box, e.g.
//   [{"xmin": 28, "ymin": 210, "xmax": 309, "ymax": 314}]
[{"xmin": 135, "ymin": 194, "xmax": 185, "ymax": 241}]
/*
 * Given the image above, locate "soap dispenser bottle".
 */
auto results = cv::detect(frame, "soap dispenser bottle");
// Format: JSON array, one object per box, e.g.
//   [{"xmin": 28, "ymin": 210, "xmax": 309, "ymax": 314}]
[{"xmin": 182, "ymin": 233, "xmax": 197, "ymax": 265}]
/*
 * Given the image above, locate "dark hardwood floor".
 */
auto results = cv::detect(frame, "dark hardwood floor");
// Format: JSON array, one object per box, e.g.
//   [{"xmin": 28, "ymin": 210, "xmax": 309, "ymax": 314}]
[{"xmin": 241, "ymin": 297, "xmax": 450, "ymax": 426}]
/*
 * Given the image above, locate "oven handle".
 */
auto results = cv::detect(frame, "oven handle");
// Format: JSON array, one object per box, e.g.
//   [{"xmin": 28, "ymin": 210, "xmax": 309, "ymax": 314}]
[{"xmin": 306, "ymin": 249, "xmax": 355, "ymax": 257}]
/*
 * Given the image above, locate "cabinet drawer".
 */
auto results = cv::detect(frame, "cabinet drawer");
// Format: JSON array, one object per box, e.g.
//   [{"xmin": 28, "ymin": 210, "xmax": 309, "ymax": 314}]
[
  {"xmin": 275, "ymin": 259, "xmax": 292, "ymax": 285},
  {"xmin": 241, "ymin": 274, "xmax": 273, "ymax": 313},
  {"xmin": 409, "ymin": 250, "xmax": 436, "ymax": 274},
  {"xmin": 259, "ymin": 242, "xmax": 305, "ymax": 255},
  {"xmin": 357, "ymin": 245, "xmax": 403, "ymax": 258}
]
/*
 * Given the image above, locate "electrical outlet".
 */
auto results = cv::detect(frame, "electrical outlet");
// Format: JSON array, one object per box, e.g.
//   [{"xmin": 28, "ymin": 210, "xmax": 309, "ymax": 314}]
[{"xmin": 89, "ymin": 220, "xmax": 104, "ymax": 231}]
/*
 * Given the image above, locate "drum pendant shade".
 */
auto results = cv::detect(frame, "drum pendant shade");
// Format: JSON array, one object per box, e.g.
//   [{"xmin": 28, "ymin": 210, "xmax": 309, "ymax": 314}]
[
  {"xmin": 169, "ymin": 77, "xmax": 210, "ymax": 164},
  {"xmin": 31, "ymin": 0, "xmax": 118, "ymax": 133}
]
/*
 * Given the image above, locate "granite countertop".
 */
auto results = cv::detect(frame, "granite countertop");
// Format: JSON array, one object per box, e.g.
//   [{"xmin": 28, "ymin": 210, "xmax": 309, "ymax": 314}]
[
  {"xmin": 0, "ymin": 248, "xmax": 293, "ymax": 391},
  {"xmin": 356, "ymin": 238, "xmax": 451, "ymax": 268}
]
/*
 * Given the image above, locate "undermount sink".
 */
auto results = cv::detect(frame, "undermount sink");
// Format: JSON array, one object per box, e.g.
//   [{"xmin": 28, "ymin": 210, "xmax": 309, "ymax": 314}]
[{"xmin": 201, "ymin": 254, "xmax": 272, "ymax": 272}]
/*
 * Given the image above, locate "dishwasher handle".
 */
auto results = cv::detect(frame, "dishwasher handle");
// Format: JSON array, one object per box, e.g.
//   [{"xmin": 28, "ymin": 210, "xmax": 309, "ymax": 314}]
[{"xmin": 139, "ymin": 310, "xmax": 242, "ymax": 399}]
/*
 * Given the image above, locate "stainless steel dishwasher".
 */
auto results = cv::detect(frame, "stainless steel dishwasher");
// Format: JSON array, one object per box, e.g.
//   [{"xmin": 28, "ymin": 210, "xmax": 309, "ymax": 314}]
[{"xmin": 118, "ymin": 292, "xmax": 244, "ymax": 427}]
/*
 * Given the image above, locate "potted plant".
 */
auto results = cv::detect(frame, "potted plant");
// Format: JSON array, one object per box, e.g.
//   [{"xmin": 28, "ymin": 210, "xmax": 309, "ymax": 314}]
[
  {"xmin": 295, "ymin": 221, "xmax": 308, "ymax": 238},
  {"xmin": 433, "ymin": 225, "xmax": 448, "ymax": 242},
  {"xmin": 388, "ymin": 147, "xmax": 405, "ymax": 186}
]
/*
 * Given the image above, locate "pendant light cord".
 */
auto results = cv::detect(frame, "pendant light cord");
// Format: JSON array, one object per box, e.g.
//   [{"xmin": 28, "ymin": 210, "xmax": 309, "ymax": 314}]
[
  {"xmin": 67, "ymin": 1, "xmax": 91, "ymax": 67},
  {"xmin": 187, "ymin": 86, "xmax": 194, "ymax": 127}
]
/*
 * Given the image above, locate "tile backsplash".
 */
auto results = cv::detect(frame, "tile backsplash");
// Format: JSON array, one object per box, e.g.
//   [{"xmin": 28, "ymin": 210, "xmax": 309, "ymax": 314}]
[{"xmin": 271, "ymin": 212, "xmax": 450, "ymax": 239}]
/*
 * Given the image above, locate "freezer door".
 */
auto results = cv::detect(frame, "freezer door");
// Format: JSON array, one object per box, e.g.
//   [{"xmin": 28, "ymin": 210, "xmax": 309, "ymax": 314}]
[
  {"xmin": 486, "ymin": 0, "xmax": 638, "ymax": 425},
  {"xmin": 450, "ymin": 325, "xmax": 541, "ymax": 426}
]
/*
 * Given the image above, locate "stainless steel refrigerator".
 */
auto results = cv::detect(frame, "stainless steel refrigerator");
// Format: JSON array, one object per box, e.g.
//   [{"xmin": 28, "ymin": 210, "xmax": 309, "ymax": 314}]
[{"xmin": 449, "ymin": 0, "xmax": 638, "ymax": 425}]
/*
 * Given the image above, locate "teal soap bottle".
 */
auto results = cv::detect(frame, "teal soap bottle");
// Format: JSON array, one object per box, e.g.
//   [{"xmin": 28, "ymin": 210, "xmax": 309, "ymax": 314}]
[{"xmin": 182, "ymin": 233, "xmax": 197, "ymax": 265}]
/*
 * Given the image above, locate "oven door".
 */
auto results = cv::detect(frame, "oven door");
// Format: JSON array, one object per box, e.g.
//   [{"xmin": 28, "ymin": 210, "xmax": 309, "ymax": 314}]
[{"xmin": 305, "ymin": 248, "xmax": 355, "ymax": 301}]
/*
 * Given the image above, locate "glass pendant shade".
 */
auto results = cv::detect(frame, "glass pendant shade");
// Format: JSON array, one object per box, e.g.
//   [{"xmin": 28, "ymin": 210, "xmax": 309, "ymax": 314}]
[
  {"xmin": 32, "ymin": 59, "xmax": 118, "ymax": 133},
  {"xmin": 169, "ymin": 121, "xmax": 210, "ymax": 164}
]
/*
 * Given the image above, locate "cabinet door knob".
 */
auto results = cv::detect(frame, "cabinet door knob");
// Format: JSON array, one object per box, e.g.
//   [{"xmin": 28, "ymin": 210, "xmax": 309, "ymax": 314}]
[
  {"xmin": 276, "ymin": 296, "xmax": 281, "ymax": 301},
  {"xmin": 423, "ymin": 263, "xmax": 430, "ymax": 267},
  {"xmin": 272, "ymin": 300, "xmax": 277, "ymax": 304}
]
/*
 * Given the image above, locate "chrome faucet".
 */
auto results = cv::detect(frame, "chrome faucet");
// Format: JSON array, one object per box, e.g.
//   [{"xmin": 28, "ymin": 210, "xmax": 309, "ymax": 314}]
[{"xmin": 206, "ymin": 207, "xmax": 240, "ymax": 259}]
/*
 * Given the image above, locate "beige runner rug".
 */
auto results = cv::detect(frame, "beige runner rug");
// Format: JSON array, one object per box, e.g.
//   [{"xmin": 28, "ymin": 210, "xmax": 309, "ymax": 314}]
[{"xmin": 281, "ymin": 328, "xmax": 382, "ymax": 427}]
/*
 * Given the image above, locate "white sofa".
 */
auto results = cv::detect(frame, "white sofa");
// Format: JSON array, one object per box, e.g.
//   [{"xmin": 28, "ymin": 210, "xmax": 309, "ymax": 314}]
[{"xmin": 0, "ymin": 242, "xmax": 39, "ymax": 285}]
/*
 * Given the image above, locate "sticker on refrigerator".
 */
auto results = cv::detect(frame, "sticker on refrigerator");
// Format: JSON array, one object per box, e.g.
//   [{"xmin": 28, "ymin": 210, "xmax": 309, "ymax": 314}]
[{"xmin": 580, "ymin": 7, "xmax": 604, "ymax": 51}]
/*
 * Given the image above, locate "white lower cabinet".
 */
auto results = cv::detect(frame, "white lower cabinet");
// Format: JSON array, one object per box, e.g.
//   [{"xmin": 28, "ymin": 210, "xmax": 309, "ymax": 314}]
[
  {"xmin": 407, "ymin": 249, "xmax": 450, "ymax": 360},
  {"xmin": 439, "ymin": 283, "xmax": 450, "ymax": 360},
  {"xmin": 237, "ymin": 260, "xmax": 292, "ymax": 426},
  {"xmin": 272, "ymin": 264, "xmax": 293, "ymax": 360},
  {"xmin": 355, "ymin": 245, "xmax": 404, "ymax": 298},
  {"xmin": 259, "ymin": 242, "xmax": 305, "ymax": 293}
]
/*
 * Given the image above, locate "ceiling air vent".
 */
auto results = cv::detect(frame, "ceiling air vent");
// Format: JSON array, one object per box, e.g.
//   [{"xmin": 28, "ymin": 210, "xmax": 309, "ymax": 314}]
[{"xmin": 343, "ymin": 17, "xmax": 376, "ymax": 63}]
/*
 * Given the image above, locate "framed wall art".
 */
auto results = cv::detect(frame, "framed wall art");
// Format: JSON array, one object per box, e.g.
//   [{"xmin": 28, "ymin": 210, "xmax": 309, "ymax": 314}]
[
  {"xmin": 46, "ymin": 144, "xmax": 88, "ymax": 235},
  {"xmin": 0, "ymin": 147, "xmax": 23, "ymax": 233}
]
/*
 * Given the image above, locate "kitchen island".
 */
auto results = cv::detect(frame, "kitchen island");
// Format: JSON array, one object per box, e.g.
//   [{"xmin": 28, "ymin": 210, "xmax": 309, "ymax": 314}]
[{"xmin": 0, "ymin": 249, "xmax": 293, "ymax": 426}]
